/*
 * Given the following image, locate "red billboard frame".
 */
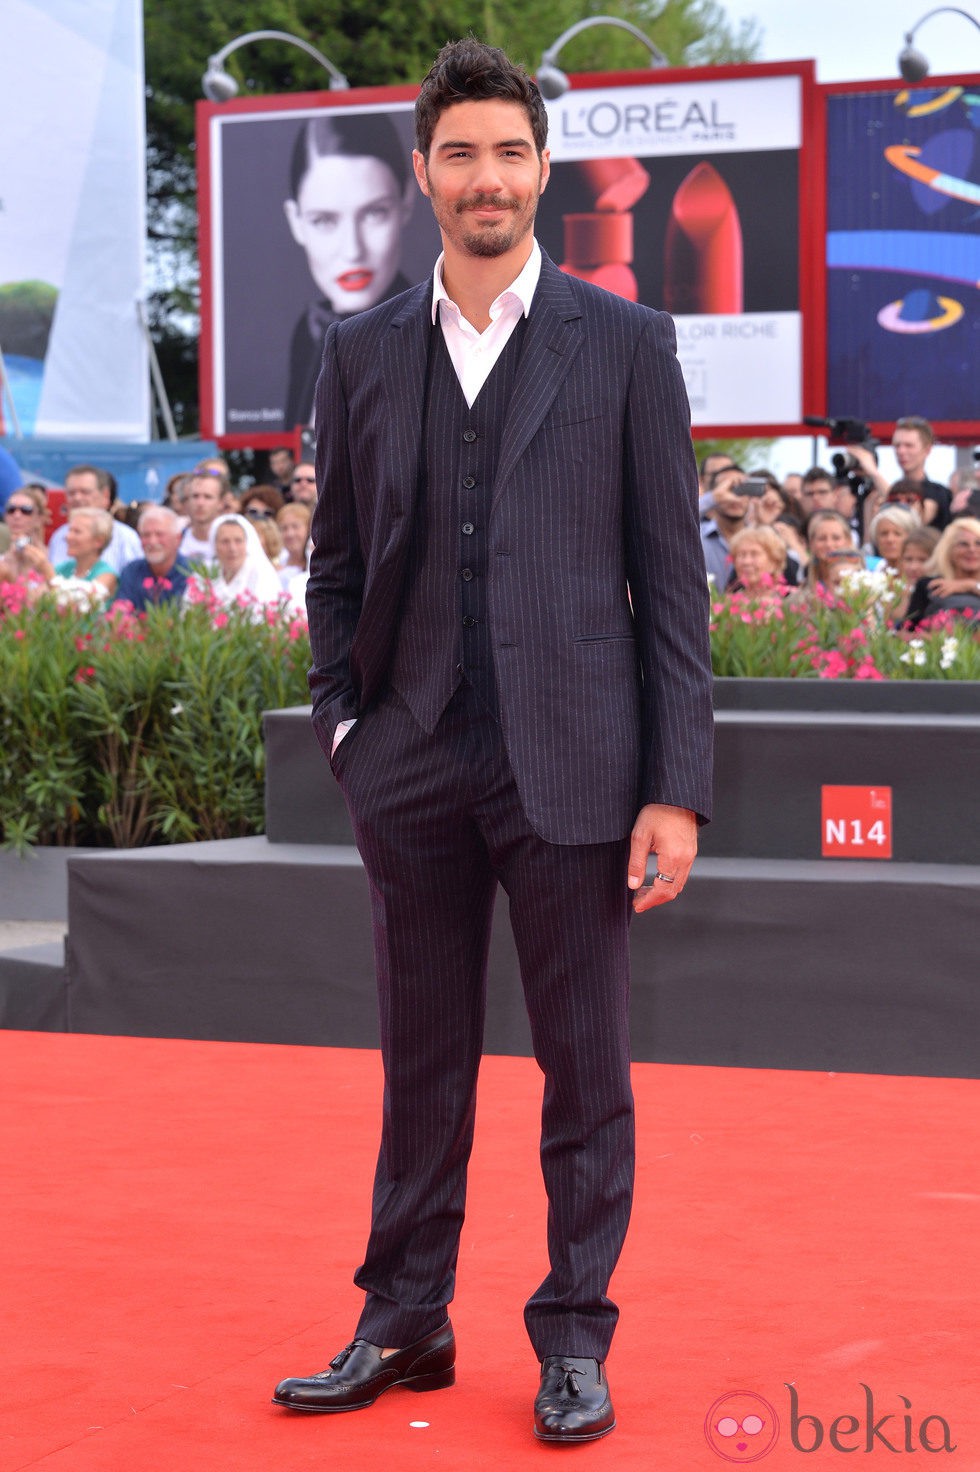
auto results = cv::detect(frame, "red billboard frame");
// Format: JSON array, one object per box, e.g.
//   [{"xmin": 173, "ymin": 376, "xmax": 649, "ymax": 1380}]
[{"xmin": 197, "ymin": 61, "xmax": 819, "ymax": 447}]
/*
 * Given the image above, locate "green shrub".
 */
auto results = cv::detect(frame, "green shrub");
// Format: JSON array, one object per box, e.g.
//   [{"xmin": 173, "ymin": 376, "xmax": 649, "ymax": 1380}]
[{"xmin": 0, "ymin": 588, "xmax": 310, "ymax": 851}]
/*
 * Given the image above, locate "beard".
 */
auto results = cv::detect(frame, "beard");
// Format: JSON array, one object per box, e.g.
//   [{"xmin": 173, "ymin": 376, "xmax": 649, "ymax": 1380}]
[{"xmin": 425, "ymin": 169, "xmax": 543, "ymax": 260}]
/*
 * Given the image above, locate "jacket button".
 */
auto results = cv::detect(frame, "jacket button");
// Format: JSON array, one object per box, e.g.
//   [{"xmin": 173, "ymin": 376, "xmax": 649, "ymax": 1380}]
[
  {"xmin": 461, "ymin": 568, "xmax": 473, "ymax": 581},
  {"xmin": 461, "ymin": 522, "xmax": 474, "ymax": 535},
  {"xmin": 462, "ymin": 475, "xmax": 476, "ymax": 489},
  {"xmin": 462, "ymin": 429, "xmax": 477, "ymax": 442},
  {"xmin": 462, "ymin": 615, "xmax": 477, "ymax": 627}
]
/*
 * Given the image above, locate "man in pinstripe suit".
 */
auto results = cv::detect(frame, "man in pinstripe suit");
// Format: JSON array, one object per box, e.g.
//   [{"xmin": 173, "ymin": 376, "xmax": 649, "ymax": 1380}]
[{"xmin": 274, "ymin": 39, "xmax": 713, "ymax": 1442}]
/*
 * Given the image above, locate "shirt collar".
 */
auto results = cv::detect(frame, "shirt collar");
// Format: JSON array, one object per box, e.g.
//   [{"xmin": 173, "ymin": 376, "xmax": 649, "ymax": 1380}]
[{"xmin": 430, "ymin": 239, "xmax": 542, "ymax": 325}]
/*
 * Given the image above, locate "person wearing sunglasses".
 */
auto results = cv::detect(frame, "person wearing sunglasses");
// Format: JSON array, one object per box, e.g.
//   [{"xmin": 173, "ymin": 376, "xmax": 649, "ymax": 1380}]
[
  {"xmin": 0, "ymin": 488, "xmax": 48, "ymax": 583},
  {"xmin": 287, "ymin": 463, "xmax": 318, "ymax": 508}
]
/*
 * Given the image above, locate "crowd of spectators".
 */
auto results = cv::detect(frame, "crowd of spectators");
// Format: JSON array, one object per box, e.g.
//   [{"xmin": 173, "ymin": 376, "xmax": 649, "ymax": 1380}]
[
  {"xmin": 0, "ymin": 449, "xmax": 314, "ymax": 618},
  {"xmin": 3, "ymin": 420, "xmax": 978, "ymax": 640},
  {"xmin": 697, "ymin": 415, "xmax": 980, "ymax": 631}
]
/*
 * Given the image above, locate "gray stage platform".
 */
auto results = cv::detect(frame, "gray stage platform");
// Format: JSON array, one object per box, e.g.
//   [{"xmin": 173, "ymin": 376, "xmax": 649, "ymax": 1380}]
[
  {"xmin": 265, "ymin": 689, "xmax": 980, "ymax": 864},
  {"xmin": 4, "ymin": 679, "xmax": 977, "ymax": 1079},
  {"xmin": 63, "ymin": 839, "xmax": 980, "ymax": 1079}
]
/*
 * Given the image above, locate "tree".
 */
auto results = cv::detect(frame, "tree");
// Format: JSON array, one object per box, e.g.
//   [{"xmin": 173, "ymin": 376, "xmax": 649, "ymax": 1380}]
[{"xmin": 143, "ymin": 0, "xmax": 760, "ymax": 435}]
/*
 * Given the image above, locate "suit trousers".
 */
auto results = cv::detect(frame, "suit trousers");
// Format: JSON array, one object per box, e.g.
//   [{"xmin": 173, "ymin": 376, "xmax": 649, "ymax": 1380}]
[{"xmin": 331, "ymin": 681, "xmax": 635, "ymax": 1360}]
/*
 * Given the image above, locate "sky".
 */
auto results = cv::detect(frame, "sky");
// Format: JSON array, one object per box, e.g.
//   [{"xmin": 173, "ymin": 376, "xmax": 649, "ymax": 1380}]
[
  {"xmin": 718, "ymin": 2, "xmax": 978, "ymax": 479},
  {"xmin": 721, "ymin": 0, "xmax": 978, "ymax": 86}
]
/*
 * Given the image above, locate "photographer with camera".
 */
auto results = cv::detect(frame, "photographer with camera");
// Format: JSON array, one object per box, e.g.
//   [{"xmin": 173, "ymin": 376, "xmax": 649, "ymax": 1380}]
[{"xmin": 855, "ymin": 417, "xmax": 951, "ymax": 537}]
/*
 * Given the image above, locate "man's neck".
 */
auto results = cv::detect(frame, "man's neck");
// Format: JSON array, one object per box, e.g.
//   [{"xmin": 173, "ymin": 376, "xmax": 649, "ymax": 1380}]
[
  {"xmin": 440, "ymin": 237, "xmax": 533, "ymax": 333},
  {"xmin": 712, "ymin": 512, "xmax": 744, "ymax": 539},
  {"xmin": 189, "ymin": 520, "xmax": 212, "ymax": 540}
]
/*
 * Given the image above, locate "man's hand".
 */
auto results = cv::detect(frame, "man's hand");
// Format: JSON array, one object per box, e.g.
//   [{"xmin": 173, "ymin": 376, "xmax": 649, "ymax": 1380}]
[{"xmin": 627, "ymin": 803, "xmax": 698, "ymax": 913}]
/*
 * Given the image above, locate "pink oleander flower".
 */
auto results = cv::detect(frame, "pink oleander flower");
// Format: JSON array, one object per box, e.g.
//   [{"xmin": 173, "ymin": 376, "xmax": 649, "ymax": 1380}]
[
  {"xmin": 854, "ymin": 658, "xmax": 884, "ymax": 680},
  {"xmin": 212, "ymin": 611, "xmax": 229, "ymax": 629}
]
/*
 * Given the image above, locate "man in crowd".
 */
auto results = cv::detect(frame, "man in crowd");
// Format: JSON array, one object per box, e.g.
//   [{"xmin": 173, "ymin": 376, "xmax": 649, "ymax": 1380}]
[
  {"xmin": 113, "ymin": 506, "xmax": 191, "ymax": 609},
  {"xmin": 698, "ymin": 449, "xmax": 734, "ymax": 514},
  {"xmin": 700, "ymin": 463, "xmax": 750, "ymax": 584},
  {"xmin": 179, "ymin": 471, "xmax": 225, "ymax": 562},
  {"xmin": 273, "ymin": 36, "xmax": 712, "ymax": 1444},
  {"xmin": 852, "ymin": 415, "xmax": 951, "ymax": 534},
  {"xmin": 47, "ymin": 465, "xmax": 141, "ymax": 573},
  {"xmin": 267, "ymin": 446, "xmax": 296, "ymax": 498},
  {"xmin": 286, "ymin": 461, "xmax": 318, "ymax": 507}
]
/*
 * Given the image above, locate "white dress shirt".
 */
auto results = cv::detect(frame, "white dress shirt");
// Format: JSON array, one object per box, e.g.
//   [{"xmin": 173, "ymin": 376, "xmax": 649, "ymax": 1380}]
[{"xmin": 430, "ymin": 239, "xmax": 541, "ymax": 407}]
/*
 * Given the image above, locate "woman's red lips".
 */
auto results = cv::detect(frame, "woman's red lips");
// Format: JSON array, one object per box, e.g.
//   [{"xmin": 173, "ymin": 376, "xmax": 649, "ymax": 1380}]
[{"xmin": 336, "ymin": 270, "xmax": 374, "ymax": 291}]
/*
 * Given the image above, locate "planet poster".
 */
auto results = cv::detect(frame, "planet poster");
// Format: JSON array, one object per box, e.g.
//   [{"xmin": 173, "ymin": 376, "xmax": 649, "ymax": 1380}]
[{"xmin": 826, "ymin": 81, "xmax": 980, "ymax": 432}]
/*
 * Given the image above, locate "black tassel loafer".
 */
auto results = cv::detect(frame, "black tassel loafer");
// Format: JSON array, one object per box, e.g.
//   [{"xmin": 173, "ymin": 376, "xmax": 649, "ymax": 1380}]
[
  {"xmin": 533, "ymin": 1356, "xmax": 616, "ymax": 1442},
  {"xmin": 273, "ymin": 1320, "xmax": 455, "ymax": 1412}
]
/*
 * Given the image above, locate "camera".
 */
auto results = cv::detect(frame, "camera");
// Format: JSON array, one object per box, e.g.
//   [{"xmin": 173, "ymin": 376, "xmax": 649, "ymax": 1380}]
[{"xmin": 804, "ymin": 413, "xmax": 879, "ymax": 505}]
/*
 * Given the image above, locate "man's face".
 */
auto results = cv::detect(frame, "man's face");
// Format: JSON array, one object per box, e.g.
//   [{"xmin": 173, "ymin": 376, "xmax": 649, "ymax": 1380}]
[
  {"xmin": 892, "ymin": 428, "xmax": 928, "ymax": 477},
  {"xmin": 806, "ymin": 478, "xmax": 838, "ymax": 512},
  {"xmin": 64, "ymin": 472, "xmax": 109, "ymax": 511},
  {"xmin": 269, "ymin": 449, "xmax": 295, "ymax": 482},
  {"xmin": 413, "ymin": 100, "xmax": 549, "ymax": 263},
  {"xmin": 710, "ymin": 468, "xmax": 749, "ymax": 524},
  {"xmin": 187, "ymin": 478, "xmax": 222, "ymax": 526},
  {"xmin": 289, "ymin": 464, "xmax": 318, "ymax": 506},
  {"xmin": 140, "ymin": 514, "xmax": 182, "ymax": 568},
  {"xmin": 700, "ymin": 453, "xmax": 733, "ymax": 490}
]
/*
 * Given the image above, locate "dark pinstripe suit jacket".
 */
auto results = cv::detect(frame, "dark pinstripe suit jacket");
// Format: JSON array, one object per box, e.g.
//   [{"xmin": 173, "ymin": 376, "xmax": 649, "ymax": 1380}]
[{"xmin": 307, "ymin": 250, "xmax": 713, "ymax": 844}]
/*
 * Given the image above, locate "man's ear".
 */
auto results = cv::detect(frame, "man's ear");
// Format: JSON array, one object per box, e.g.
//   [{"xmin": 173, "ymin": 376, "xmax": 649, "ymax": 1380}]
[
  {"xmin": 539, "ymin": 148, "xmax": 551, "ymax": 194},
  {"xmin": 412, "ymin": 149, "xmax": 430, "ymax": 198}
]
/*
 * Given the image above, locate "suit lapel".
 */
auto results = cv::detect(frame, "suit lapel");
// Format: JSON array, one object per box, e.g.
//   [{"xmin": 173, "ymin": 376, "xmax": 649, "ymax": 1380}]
[
  {"xmin": 381, "ymin": 281, "xmax": 432, "ymax": 527},
  {"xmin": 492, "ymin": 254, "xmax": 584, "ymax": 506}
]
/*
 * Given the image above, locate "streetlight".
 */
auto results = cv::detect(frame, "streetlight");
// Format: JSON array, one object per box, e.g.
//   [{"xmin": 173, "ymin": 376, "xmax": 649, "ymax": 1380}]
[
  {"xmin": 537, "ymin": 16, "xmax": 669, "ymax": 100},
  {"xmin": 898, "ymin": 7, "xmax": 980, "ymax": 81},
  {"xmin": 202, "ymin": 29, "xmax": 349, "ymax": 101}
]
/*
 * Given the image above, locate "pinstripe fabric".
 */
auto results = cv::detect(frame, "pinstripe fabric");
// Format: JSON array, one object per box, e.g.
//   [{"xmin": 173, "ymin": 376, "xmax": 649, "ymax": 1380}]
[
  {"xmin": 388, "ymin": 316, "xmax": 528, "ymax": 730},
  {"xmin": 308, "ymin": 251, "xmax": 714, "ymax": 842},
  {"xmin": 306, "ymin": 247, "xmax": 713, "ymax": 1360},
  {"xmin": 333, "ymin": 684, "xmax": 634, "ymax": 1359}
]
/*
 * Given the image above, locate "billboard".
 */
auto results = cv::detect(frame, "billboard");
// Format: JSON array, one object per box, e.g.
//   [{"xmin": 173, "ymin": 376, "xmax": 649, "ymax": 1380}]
[
  {"xmin": 198, "ymin": 63, "xmax": 815, "ymax": 444},
  {"xmin": 0, "ymin": 0, "xmax": 149, "ymax": 440},
  {"xmin": 825, "ymin": 76, "xmax": 980, "ymax": 440}
]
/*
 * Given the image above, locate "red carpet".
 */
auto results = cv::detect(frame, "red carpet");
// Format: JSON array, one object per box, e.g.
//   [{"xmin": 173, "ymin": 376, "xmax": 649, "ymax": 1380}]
[{"xmin": 1, "ymin": 1031, "xmax": 977, "ymax": 1470}]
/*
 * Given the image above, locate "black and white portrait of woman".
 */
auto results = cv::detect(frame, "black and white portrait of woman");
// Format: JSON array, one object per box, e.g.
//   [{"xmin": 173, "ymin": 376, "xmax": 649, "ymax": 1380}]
[
  {"xmin": 210, "ymin": 103, "xmax": 438, "ymax": 440},
  {"xmin": 282, "ymin": 112, "xmax": 415, "ymax": 429}
]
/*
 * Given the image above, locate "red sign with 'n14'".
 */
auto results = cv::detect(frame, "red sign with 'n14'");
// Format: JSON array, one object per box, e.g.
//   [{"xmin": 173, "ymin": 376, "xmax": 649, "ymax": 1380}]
[{"xmin": 821, "ymin": 786, "xmax": 893, "ymax": 858}]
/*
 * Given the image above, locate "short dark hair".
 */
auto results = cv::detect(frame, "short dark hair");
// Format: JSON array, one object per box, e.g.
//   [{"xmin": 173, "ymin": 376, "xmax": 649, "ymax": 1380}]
[
  {"xmin": 289, "ymin": 113, "xmax": 408, "ymax": 200},
  {"xmin": 802, "ymin": 466, "xmax": 834, "ymax": 489},
  {"xmin": 415, "ymin": 38, "xmax": 548, "ymax": 160},
  {"xmin": 65, "ymin": 463, "xmax": 111, "ymax": 494}
]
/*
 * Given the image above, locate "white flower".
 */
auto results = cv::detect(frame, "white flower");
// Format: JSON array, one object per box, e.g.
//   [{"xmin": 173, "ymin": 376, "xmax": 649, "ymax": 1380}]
[
  {"xmin": 940, "ymin": 637, "xmax": 959, "ymax": 671},
  {"xmin": 170, "ymin": 703, "xmax": 184, "ymax": 717}
]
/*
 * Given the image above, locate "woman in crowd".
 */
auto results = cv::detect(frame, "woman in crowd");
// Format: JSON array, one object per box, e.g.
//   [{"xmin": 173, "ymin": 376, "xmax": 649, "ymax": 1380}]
[
  {"xmin": 0, "ymin": 486, "xmax": 48, "ymax": 582},
  {"xmin": 241, "ymin": 484, "xmax": 284, "ymax": 522},
  {"xmin": 726, "ymin": 525, "xmax": 789, "ymax": 597},
  {"xmin": 253, "ymin": 516, "xmax": 284, "ymax": 569},
  {"xmin": 901, "ymin": 518, "xmax": 980, "ymax": 629},
  {"xmin": 54, "ymin": 508, "xmax": 118, "ymax": 596},
  {"xmin": 276, "ymin": 502, "xmax": 313, "ymax": 591},
  {"xmin": 283, "ymin": 112, "xmax": 414, "ymax": 428},
  {"xmin": 866, "ymin": 504, "xmax": 920, "ymax": 572},
  {"xmin": 193, "ymin": 512, "xmax": 283, "ymax": 610},
  {"xmin": 889, "ymin": 527, "xmax": 940, "ymax": 625},
  {"xmin": 801, "ymin": 510, "xmax": 856, "ymax": 594}
]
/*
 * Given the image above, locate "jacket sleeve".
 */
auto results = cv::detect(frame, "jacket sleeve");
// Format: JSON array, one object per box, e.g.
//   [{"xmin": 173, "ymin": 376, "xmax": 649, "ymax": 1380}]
[
  {"xmin": 306, "ymin": 323, "xmax": 364, "ymax": 750},
  {"xmin": 622, "ymin": 312, "xmax": 714, "ymax": 824}
]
